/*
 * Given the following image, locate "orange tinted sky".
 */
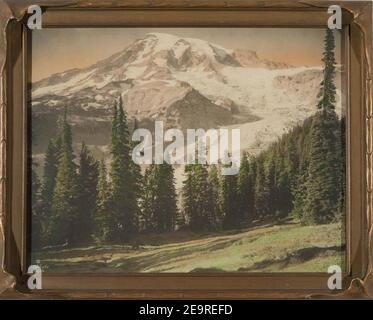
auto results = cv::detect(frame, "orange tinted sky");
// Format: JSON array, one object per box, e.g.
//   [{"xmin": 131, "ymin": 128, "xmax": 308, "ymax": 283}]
[{"xmin": 32, "ymin": 28, "xmax": 341, "ymax": 82}]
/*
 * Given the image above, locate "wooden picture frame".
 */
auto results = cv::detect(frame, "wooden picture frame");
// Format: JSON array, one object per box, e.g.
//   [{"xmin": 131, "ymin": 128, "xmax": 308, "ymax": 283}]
[{"xmin": 0, "ymin": 0, "xmax": 372, "ymax": 299}]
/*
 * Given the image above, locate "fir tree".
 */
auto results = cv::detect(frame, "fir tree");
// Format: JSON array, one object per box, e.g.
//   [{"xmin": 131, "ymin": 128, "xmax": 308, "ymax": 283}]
[
  {"xmin": 156, "ymin": 163, "xmax": 178, "ymax": 232},
  {"xmin": 76, "ymin": 142, "xmax": 99, "ymax": 244},
  {"xmin": 31, "ymin": 167, "xmax": 43, "ymax": 249},
  {"xmin": 291, "ymin": 172, "xmax": 308, "ymax": 221},
  {"xmin": 221, "ymin": 162, "xmax": 239, "ymax": 229},
  {"xmin": 195, "ymin": 164, "xmax": 215, "ymax": 231},
  {"xmin": 130, "ymin": 118, "xmax": 143, "ymax": 231},
  {"xmin": 317, "ymin": 28, "xmax": 337, "ymax": 112},
  {"xmin": 39, "ymin": 138, "xmax": 60, "ymax": 241},
  {"xmin": 208, "ymin": 164, "xmax": 222, "ymax": 228},
  {"xmin": 139, "ymin": 164, "xmax": 157, "ymax": 232},
  {"xmin": 182, "ymin": 163, "xmax": 197, "ymax": 230},
  {"xmin": 142, "ymin": 163, "xmax": 178, "ymax": 233},
  {"xmin": 109, "ymin": 96, "xmax": 140, "ymax": 241},
  {"xmin": 94, "ymin": 160, "xmax": 112, "ymax": 243},
  {"xmin": 49, "ymin": 109, "xmax": 79, "ymax": 246},
  {"xmin": 302, "ymin": 29, "xmax": 341, "ymax": 224},
  {"xmin": 303, "ymin": 111, "xmax": 341, "ymax": 224},
  {"xmin": 290, "ymin": 119, "xmax": 313, "ymax": 221},
  {"xmin": 265, "ymin": 153, "xmax": 277, "ymax": 216},
  {"xmin": 182, "ymin": 153, "xmax": 219, "ymax": 232},
  {"xmin": 254, "ymin": 160, "xmax": 271, "ymax": 219},
  {"xmin": 278, "ymin": 135, "xmax": 298, "ymax": 217},
  {"xmin": 40, "ymin": 139, "xmax": 59, "ymax": 211},
  {"xmin": 237, "ymin": 153, "xmax": 254, "ymax": 223}
]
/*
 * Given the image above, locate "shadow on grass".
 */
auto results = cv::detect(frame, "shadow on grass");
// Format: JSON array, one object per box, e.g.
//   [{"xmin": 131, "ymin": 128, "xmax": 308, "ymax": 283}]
[
  {"xmin": 189, "ymin": 244, "xmax": 345, "ymax": 273},
  {"xmin": 34, "ymin": 217, "xmax": 291, "ymax": 259},
  {"xmin": 237, "ymin": 244, "xmax": 346, "ymax": 272}
]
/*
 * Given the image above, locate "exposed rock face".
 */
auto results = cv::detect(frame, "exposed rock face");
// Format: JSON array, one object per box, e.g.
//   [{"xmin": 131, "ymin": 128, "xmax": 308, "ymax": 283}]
[{"xmin": 232, "ymin": 49, "xmax": 291, "ymax": 69}]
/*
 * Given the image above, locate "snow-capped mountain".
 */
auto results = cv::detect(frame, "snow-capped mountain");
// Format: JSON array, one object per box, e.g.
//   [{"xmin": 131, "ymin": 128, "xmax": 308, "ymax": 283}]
[{"xmin": 31, "ymin": 32, "xmax": 341, "ymax": 155}]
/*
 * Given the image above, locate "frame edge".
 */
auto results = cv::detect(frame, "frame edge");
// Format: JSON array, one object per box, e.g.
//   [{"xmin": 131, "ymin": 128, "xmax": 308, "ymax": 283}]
[{"xmin": 0, "ymin": 0, "xmax": 372, "ymax": 299}]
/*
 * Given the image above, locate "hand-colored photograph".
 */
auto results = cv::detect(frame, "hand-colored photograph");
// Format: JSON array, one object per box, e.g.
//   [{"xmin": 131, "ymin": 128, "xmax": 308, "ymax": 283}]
[{"xmin": 30, "ymin": 28, "xmax": 346, "ymax": 273}]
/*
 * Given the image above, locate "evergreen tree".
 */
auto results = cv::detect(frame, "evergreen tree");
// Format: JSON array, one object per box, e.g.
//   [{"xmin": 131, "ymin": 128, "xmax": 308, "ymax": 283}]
[
  {"xmin": 182, "ymin": 163, "xmax": 197, "ymax": 230},
  {"xmin": 76, "ymin": 142, "xmax": 99, "ymax": 244},
  {"xmin": 221, "ymin": 162, "xmax": 239, "ymax": 229},
  {"xmin": 109, "ymin": 96, "xmax": 142, "ymax": 240},
  {"xmin": 208, "ymin": 164, "xmax": 222, "ymax": 228},
  {"xmin": 290, "ymin": 119, "xmax": 313, "ymax": 220},
  {"xmin": 156, "ymin": 163, "xmax": 178, "ymax": 232},
  {"xmin": 249, "ymin": 160, "xmax": 258, "ymax": 219},
  {"xmin": 40, "ymin": 139, "xmax": 59, "ymax": 210},
  {"xmin": 303, "ymin": 111, "xmax": 341, "ymax": 224},
  {"xmin": 271, "ymin": 150, "xmax": 287, "ymax": 218},
  {"xmin": 291, "ymin": 172, "xmax": 308, "ymax": 221},
  {"xmin": 49, "ymin": 109, "xmax": 79, "ymax": 246},
  {"xmin": 130, "ymin": 118, "xmax": 143, "ymax": 231},
  {"xmin": 31, "ymin": 167, "xmax": 43, "ymax": 249},
  {"xmin": 195, "ymin": 164, "xmax": 215, "ymax": 231},
  {"xmin": 141, "ymin": 163, "xmax": 178, "ymax": 233},
  {"xmin": 317, "ymin": 28, "xmax": 337, "ymax": 112},
  {"xmin": 302, "ymin": 29, "xmax": 341, "ymax": 224},
  {"xmin": 278, "ymin": 135, "xmax": 298, "ymax": 217},
  {"xmin": 39, "ymin": 138, "xmax": 60, "ymax": 242},
  {"xmin": 94, "ymin": 160, "xmax": 112, "ymax": 243},
  {"xmin": 182, "ymin": 160, "xmax": 218, "ymax": 232},
  {"xmin": 254, "ymin": 160, "xmax": 271, "ymax": 219},
  {"xmin": 139, "ymin": 164, "xmax": 157, "ymax": 232},
  {"xmin": 237, "ymin": 153, "xmax": 255, "ymax": 223},
  {"xmin": 175, "ymin": 210, "xmax": 187, "ymax": 231},
  {"xmin": 264, "ymin": 153, "xmax": 277, "ymax": 216}
]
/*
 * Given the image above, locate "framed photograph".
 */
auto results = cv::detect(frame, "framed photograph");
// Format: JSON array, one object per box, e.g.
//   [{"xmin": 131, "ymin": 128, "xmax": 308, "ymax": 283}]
[{"xmin": 0, "ymin": 0, "xmax": 372, "ymax": 299}]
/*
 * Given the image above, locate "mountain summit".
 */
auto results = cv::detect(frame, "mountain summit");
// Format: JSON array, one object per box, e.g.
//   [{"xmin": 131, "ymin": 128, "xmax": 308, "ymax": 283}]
[{"xmin": 31, "ymin": 32, "xmax": 340, "ymax": 154}]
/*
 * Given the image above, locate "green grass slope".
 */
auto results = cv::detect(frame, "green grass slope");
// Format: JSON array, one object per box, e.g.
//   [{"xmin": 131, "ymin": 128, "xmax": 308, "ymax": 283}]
[{"xmin": 33, "ymin": 221, "xmax": 345, "ymax": 273}]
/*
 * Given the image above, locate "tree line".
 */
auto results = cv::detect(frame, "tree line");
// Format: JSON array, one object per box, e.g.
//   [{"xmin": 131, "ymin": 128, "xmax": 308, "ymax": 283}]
[{"xmin": 31, "ymin": 29, "xmax": 344, "ymax": 249}]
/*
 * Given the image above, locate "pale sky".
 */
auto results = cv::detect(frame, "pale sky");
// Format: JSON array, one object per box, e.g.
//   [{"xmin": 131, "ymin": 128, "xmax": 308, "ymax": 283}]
[{"xmin": 32, "ymin": 28, "xmax": 342, "ymax": 82}]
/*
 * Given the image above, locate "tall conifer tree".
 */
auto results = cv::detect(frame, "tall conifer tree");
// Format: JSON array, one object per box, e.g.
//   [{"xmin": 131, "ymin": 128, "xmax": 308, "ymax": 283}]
[
  {"xmin": 140, "ymin": 164, "xmax": 157, "ymax": 232},
  {"xmin": 76, "ymin": 142, "xmax": 99, "ymax": 244},
  {"xmin": 141, "ymin": 163, "xmax": 178, "ymax": 233},
  {"xmin": 303, "ymin": 29, "xmax": 341, "ymax": 224},
  {"xmin": 40, "ymin": 139, "xmax": 59, "ymax": 212},
  {"xmin": 182, "ymin": 163, "xmax": 197, "ymax": 230},
  {"xmin": 130, "ymin": 118, "xmax": 143, "ymax": 231},
  {"xmin": 39, "ymin": 138, "xmax": 60, "ymax": 241},
  {"xmin": 49, "ymin": 109, "xmax": 79, "ymax": 245},
  {"xmin": 31, "ymin": 168, "xmax": 43, "ymax": 249},
  {"xmin": 109, "ymin": 96, "xmax": 140, "ymax": 240},
  {"xmin": 254, "ymin": 160, "xmax": 271, "ymax": 219},
  {"xmin": 221, "ymin": 163, "xmax": 239, "ymax": 229},
  {"xmin": 156, "ymin": 163, "xmax": 178, "ymax": 232},
  {"xmin": 94, "ymin": 160, "xmax": 112, "ymax": 243},
  {"xmin": 303, "ymin": 111, "xmax": 341, "ymax": 224},
  {"xmin": 208, "ymin": 164, "xmax": 221, "ymax": 228},
  {"xmin": 237, "ymin": 153, "xmax": 254, "ymax": 223},
  {"xmin": 317, "ymin": 28, "xmax": 337, "ymax": 112}
]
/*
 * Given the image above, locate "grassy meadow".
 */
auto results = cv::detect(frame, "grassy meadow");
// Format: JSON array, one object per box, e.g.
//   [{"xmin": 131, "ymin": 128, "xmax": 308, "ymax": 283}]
[{"xmin": 33, "ymin": 221, "xmax": 345, "ymax": 273}]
